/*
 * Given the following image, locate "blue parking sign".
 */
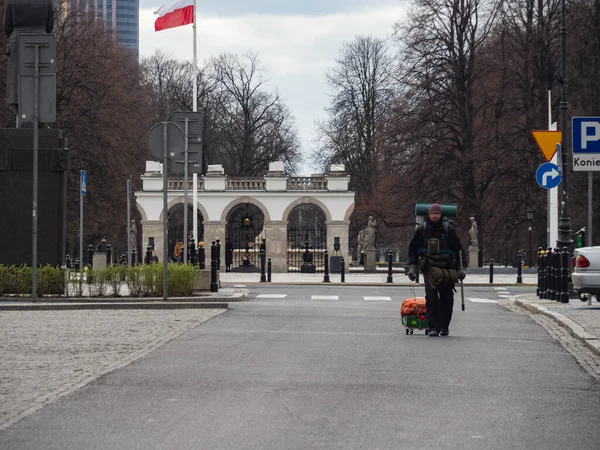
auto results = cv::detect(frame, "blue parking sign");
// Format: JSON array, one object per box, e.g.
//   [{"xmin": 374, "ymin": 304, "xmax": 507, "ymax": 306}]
[
  {"xmin": 81, "ymin": 170, "xmax": 87, "ymax": 196},
  {"xmin": 572, "ymin": 117, "xmax": 600, "ymax": 171}
]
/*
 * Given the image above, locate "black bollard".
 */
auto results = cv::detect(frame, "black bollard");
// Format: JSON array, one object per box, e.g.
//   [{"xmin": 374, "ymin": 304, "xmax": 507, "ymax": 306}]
[
  {"xmin": 535, "ymin": 247, "xmax": 543, "ymax": 298},
  {"xmin": 210, "ymin": 241, "xmax": 218, "ymax": 292},
  {"xmin": 106, "ymin": 244, "xmax": 112, "ymax": 266},
  {"xmin": 340, "ymin": 257, "xmax": 345, "ymax": 283},
  {"xmin": 132, "ymin": 248, "xmax": 137, "ymax": 266},
  {"xmin": 516, "ymin": 251, "xmax": 523, "ymax": 284},
  {"xmin": 65, "ymin": 254, "xmax": 71, "ymax": 269},
  {"xmin": 559, "ymin": 246, "xmax": 570, "ymax": 304},
  {"xmin": 550, "ymin": 248, "xmax": 557, "ymax": 301},
  {"xmin": 87, "ymin": 245, "xmax": 94, "ymax": 269},
  {"xmin": 216, "ymin": 239, "xmax": 221, "ymax": 271},
  {"xmin": 267, "ymin": 258, "xmax": 272, "ymax": 282},
  {"xmin": 145, "ymin": 245, "xmax": 152, "ymax": 265},
  {"xmin": 386, "ymin": 250, "xmax": 393, "ymax": 283},
  {"xmin": 323, "ymin": 250, "xmax": 330, "ymax": 282},
  {"xmin": 198, "ymin": 243, "xmax": 206, "ymax": 270},
  {"xmin": 190, "ymin": 239, "xmax": 197, "ymax": 265},
  {"xmin": 538, "ymin": 250, "xmax": 546, "ymax": 298},
  {"xmin": 489, "ymin": 259, "xmax": 494, "ymax": 284},
  {"xmin": 545, "ymin": 248, "xmax": 552, "ymax": 299},
  {"xmin": 260, "ymin": 249, "xmax": 266, "ymax": 282}
]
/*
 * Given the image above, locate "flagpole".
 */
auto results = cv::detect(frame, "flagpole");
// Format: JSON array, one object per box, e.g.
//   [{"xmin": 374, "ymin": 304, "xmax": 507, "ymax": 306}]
[{"xmin": 192, "ymin": 0, "xmax": 199, "ymax": 247}]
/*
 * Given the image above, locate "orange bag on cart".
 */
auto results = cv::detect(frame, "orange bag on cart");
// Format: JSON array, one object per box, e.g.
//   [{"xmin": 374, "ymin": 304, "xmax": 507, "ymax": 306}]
[{"xmin": 400, "ymin": 297, "xmax": 427, "ymax": 317}]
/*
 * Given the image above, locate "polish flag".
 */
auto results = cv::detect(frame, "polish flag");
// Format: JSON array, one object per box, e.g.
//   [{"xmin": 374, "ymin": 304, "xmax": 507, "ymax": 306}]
[{"xmin": 154, "ymin": 0, "xmax": 194, "ymax": 32}]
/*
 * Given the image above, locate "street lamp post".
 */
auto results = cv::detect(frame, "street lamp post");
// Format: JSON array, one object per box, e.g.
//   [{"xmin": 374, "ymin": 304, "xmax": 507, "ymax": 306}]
[
  {"xmin": 527, "ymin": 209, "xmax": 534, "ymax": 267},
  {"xmin": 557, "ymin": 0, "xmax": 572, "ymax": 252}
]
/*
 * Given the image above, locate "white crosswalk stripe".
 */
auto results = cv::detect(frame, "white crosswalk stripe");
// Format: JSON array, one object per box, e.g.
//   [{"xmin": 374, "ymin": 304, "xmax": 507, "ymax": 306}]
[
  {"xmin": 363, "ymin": 296, "xmax": 392, "ymax": 301},
  {"xmin": 256, "ymin": 294, "xmax": 287, "ymax": 299},
  {"xmin": 468, "ymin": 298, "xmax": 498, "ymax": 304},
  {"xmin": 233, "ymin": 285, "xmax": 246, "ymax": 288},
  {"xmin": 312, "ymin": 295, "xmax": 339, "ymax": 300}
]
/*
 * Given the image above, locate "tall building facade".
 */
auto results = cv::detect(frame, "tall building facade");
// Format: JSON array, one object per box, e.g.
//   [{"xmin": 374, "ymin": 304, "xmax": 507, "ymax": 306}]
[{"xmin": 59, "ymin": 0, "xmax": 139, "ymax": 56}]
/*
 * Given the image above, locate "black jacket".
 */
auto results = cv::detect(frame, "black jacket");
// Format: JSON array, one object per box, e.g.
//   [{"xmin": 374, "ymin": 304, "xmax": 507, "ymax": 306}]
[{"xmin": 408, "ymin": 219, "xmax": 467, "ymax": 268}]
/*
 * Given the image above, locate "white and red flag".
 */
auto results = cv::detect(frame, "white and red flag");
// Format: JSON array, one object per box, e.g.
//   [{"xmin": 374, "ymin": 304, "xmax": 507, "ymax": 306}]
[{"xmin": 154, "ymin": 0, "xmax": 194, "ymax": 32}]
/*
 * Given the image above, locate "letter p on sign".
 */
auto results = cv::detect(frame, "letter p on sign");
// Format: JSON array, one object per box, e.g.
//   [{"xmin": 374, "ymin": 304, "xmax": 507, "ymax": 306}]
[{"xmin": 582, "ymin": 121, "xmax": 600, "ymax": 149}]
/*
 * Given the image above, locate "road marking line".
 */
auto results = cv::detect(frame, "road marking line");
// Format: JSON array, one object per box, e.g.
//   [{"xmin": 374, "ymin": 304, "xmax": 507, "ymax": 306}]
[
  {"xmin": 498, "ymin": 294, "xmax": 511, "ymax": 298},
  {"xmin": 233, "ymin": 285, "xmax": 246, "ymax": 288},
  {"xmin": 468, "ymin": 298, "xmax": 498, "ymax": 303},
  {"xmin": 256, "ymin": 294, "xmax": 287, "ymax": 299},
  {"xmin": 493, "ymin": 287, "xmax": 505, "ymax": 290},
  {"xmin": 312, "ymin": 295, "xmax": 339, "ymax": 300},
  {"xmin": 363, "ymin": 296, "xmax": 392, "ymax": 301}
]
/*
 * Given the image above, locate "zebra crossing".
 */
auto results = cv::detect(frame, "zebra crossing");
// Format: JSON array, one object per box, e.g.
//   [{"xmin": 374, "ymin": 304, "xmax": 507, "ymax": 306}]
[{"xmin": 254, "ymin": 292, "xmax": 510, "ymax": 302}]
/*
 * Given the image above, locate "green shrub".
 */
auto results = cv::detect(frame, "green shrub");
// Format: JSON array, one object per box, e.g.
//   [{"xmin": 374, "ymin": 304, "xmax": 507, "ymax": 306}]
[
  {"xmin": 104, "ymin": 265, "xmax": 127, "ymax": 297},
  {"xmin": 168, "ymin": 263, "xmax": 197, "ymax": 297},
  {"xmin": 4, "ymin": 265, "xmax": 31, "ymax": 295},
  {"xmin": 37, "ymin": 265, "xmax": 65, "ymax": 296},
  {"xmin": 125, "ymin": 266, "xmax": 144, "ymax": 297},
  {"xmin": 0, "ymin": 265, "xmax": 6, "ymax": 295},
  {"xmin": 88, "ymin": 269, "xmax": 108, "ymax": 297}
]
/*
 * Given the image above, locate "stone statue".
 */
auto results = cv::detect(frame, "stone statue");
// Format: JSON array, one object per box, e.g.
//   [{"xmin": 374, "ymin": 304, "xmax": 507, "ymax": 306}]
[
  {"xmin": 364, "ymin": 216, "xmax": 377, "ymax": 250},
  {"xmin": 4, "ymin": 0, "xmax": 54, "ymax": 109},
  {"xmin": 129, "ymin": 219, "xmax": 137, "ymax": 250},
  {"xmin": 468, "ymin": 217, "xmax": 479, "ymax": 250}
]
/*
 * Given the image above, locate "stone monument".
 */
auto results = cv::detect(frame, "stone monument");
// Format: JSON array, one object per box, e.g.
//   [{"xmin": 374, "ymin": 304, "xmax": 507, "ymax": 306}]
[
  {"xmin": 364, "ymin": 216, "xmax": 377, "ymax": 273},
  {"xmin": 468, "ymin": 217, "xmax": 480, "ymax": 267}
]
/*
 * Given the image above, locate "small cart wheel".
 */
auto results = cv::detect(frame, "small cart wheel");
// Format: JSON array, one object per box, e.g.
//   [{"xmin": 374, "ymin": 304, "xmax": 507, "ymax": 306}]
[
  {"xmin": 410, "ymin": 329, "xmax": 414, "ymax": 335},
  {"xmin": 405, "ymin": 328, "xmax": 409, "ymax": 335}
]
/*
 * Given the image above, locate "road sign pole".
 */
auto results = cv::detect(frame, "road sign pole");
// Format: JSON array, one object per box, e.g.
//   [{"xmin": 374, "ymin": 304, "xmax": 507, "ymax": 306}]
[
  {"xmin": 183, "ymin": 118, "xmax": 189, "ymax": 264},
  {"xmin": 127, "ymin": 176, "xmax": 131, "ymax": 266},
  {"xmin": 162, "ymin": 122, "xmax": 169, "ymax": 301},
  {"xmin": 80, "ymin": 170, "xmax": 84, "ymax": 281},
  {"xmin": 589, "ymin": 172, "xmax": 593, "ymax": 246}
]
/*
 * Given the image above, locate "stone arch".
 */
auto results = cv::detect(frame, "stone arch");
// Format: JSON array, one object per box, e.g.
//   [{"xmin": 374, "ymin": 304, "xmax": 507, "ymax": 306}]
[
  {"xmin": 159, "ymin": 197, "xmax": 209, "ymax": 222},
  {"xmin": 282, "ymin": 197, "xmax": 332, "ymax": 223},
  {"xmin": 344, "ymin": 203, "xmax": 355, "ymax": 222},
  {"xmin": 220, "ymin": 196, "xmax": 271, "ymax": 223},
  {"xmin": 136, "ymin": 202, "xmax": 148, "ymax": 222}
]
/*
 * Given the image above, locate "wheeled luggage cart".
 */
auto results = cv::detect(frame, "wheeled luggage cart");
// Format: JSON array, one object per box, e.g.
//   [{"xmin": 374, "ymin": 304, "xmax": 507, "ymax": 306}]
[{"xmin": 401, "ymin": 297, "xmax": 429, "ymax": 335}]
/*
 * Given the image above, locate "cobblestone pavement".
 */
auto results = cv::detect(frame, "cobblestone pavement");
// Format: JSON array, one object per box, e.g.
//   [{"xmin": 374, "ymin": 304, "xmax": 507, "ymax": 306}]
[{"xmin": 0, "ymin": 309, "xmax": 227, "ymax": 431}]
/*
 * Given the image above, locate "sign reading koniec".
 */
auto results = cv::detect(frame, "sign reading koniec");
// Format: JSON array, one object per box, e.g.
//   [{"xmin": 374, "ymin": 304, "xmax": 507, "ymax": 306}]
[{"xmin": 572, "ymin": 117, "xmax": 600, "ymax": 171}]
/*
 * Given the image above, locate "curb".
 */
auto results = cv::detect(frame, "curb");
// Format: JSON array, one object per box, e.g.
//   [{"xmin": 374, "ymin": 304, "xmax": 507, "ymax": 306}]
[
  {"xmin": 0, "ymin": 302, "xmax": 229, "ymax": 311},
  {"xmin": 513, "ymin": 298, "xmax": 600, "ymax": 357},
  {"xmin": 0, "ymin": 293, "xmax": 246, "ymax": 304},
  {"xmin": 225, "ymin": 282, "xmax": 537, "ymax": 287}
]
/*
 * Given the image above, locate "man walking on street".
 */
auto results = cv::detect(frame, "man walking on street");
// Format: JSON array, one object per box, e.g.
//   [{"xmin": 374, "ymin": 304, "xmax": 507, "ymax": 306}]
[{"xmin": 407, "ymin": 204, "xmax": 467, "ymax": 336}]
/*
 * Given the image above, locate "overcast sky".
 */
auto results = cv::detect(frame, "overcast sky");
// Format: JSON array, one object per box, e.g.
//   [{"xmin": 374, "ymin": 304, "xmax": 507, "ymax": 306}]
[{"xmin": 139, "ymin": 0, "xmax": 408, "ymax": 174}]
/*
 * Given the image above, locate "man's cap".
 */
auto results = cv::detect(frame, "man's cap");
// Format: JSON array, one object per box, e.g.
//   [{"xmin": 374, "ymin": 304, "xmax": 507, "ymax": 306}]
[{"xmin": 428, "ymin": 203, "xmax": 442, "ymax": 214}]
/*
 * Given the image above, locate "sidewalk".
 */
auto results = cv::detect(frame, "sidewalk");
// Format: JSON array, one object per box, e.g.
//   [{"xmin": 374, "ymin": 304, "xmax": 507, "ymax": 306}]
[
  {"xmin": 219, "ymin": 272, "xmax": 538, "ymax": 285},
  {"xmin": 511, "ymin": 294, "xmax": 600, "ymax": 357}
]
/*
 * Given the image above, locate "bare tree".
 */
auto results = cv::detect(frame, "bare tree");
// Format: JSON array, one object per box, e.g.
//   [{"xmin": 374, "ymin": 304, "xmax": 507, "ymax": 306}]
[
  {"xmin": 316, "ymin": 35, "xmax": 397, "ymax": 193},
  {"xmin": 209, "ymin": 53, "xmax": 301, "ymax": 175}
]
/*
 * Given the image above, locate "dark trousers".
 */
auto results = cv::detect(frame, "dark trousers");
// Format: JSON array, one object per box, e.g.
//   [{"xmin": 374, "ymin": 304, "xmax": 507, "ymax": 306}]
[{"xmin": 424, "ymin": 275, "xmax": 455, "ymax": 330}]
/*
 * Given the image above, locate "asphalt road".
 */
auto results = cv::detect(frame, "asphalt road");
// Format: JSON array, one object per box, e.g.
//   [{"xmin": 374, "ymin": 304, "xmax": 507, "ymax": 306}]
[{"xmin": 1, "ymin": 285, "xmax": 599, "ymax": 450}]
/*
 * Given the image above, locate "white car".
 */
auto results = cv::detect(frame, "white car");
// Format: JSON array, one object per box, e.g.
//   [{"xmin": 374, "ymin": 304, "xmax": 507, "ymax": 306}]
[{"xmin": 572, "ymin": 246, "xmax": 600, "ymax": 301}]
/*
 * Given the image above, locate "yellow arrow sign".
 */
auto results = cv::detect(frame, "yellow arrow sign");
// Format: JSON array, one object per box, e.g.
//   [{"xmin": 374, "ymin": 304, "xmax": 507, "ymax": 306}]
[{"xmin": 532, "ymin": 130, "xmax": 562, "ymax": 162}]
